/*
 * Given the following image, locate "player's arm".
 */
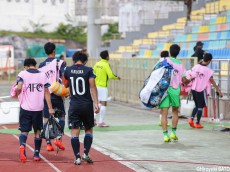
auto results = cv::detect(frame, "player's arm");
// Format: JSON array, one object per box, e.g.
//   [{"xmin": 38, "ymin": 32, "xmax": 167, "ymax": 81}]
[
  {"xmin": 16, "ymin": 75, "xmax": 23, "ymax": 96},
  {"xmin": 16, "ymin": 82, "xmax": 23, "ymax": 96},
  {"xmin": 210, "ymin": 77, "xmax": 223, "ymax": 97},
  {"xmin": 105, "ymin": 64, "xmax": 120, "ymax": 80},
  {"xmin": 89, "ymin": 77, "xmax": 99, "ymax": 113},
  {"xmin": 44, "ymin": 88, "xmax": 54, "ymax": 115},
  {"xmin": 89, "ymin": 68, "xmax": 99, "ymax": 113}
]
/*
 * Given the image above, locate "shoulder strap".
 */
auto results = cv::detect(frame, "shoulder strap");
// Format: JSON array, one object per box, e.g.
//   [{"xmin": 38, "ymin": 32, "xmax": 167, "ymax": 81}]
[{"xmin": 56, "ymin": 59, "xmax": 59, "ymax": 82}]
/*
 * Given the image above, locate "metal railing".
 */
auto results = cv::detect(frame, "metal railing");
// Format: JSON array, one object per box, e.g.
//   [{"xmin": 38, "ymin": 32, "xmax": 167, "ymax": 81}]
[
  {"xmin": 210, "ymin": 59, "xmax": 230, "ymax": 98},
  {"xmin": 2, "ymin": 57, "xmax": 229, "ymax": 104},
  {"xmin": 0, "ymin": 57, "xmax": 196, "ymax": 105}
]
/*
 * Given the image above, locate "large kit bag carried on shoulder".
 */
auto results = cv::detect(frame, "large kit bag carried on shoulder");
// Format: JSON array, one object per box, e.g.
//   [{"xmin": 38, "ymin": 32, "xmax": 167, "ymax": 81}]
[
  {"xmin": 40, "ymin": 115, "xmax": 63, "ymax": 140},
  {"xmin": 139, "ymin": 59, "xmax": 173, "ymax": 108}
]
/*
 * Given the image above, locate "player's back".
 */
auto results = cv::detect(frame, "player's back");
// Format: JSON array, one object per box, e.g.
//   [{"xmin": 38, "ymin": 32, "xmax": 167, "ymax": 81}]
[{"xmin": 65, "ymin": 64, "xmax": 95, "ymax": 104}]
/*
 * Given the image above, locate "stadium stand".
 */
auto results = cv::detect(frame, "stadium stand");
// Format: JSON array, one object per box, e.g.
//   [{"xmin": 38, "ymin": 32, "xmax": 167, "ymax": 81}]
[{"xmin": 110, "ymin": 0, "xmax": 230, "ymax": 60}]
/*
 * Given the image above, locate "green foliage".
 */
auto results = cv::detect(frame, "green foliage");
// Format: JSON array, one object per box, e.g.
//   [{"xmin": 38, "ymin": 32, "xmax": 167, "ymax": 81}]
[
  {"xmin": 102, "ymin": 23, "xmax": 121, "ymax": 41},
  {"xmin": 0, "ymin": 22, "xmax": 87, "ymax": 44},
  {"xmin": 55, "ymin": 23, "xmax": 87, "ymax": 43}
]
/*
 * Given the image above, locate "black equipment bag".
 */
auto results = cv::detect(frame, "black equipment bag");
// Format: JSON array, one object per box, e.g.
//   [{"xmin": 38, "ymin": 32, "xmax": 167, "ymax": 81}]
[{"xmin": 40, "ymin": 116, "xmax": 63, "ymax": 140}]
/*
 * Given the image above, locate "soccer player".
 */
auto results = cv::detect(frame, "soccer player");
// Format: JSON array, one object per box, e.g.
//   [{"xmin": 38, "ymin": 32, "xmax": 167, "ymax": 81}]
[
  {"xmin": 16, "ymin": 58, "xmax": 54, "ymax": 162},
  {"xmin": 188, "ymin": 53, "xmax": 223, "ymax": 128},
  {"xmin": 93, "ymin": 50, "xmax": 120, "ymax": 127},
  {"xmin": 159, "ymin": 44, "xmax": 186, "ymax": 142},
  {"xmin": 63, "ymin": 51, "xmax": 99, "ymax": 165},
  {"xmin": 39, "ymin": 42, "xmax": 66, "ymax": 151}
]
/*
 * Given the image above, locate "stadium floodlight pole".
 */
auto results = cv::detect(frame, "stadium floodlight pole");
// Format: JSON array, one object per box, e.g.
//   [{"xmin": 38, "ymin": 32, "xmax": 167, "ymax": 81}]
[{"xmin": 87, "ymin": 0, "xmax": 101, "ymax": 57}]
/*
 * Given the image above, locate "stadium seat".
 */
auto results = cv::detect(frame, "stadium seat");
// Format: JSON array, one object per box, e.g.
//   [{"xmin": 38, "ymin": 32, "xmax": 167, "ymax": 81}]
[
  {"xmin": 192, "ymin": 26, "xmax": 199, "ymax": 33},
  {"xmin": 227, "ymin": 10, "xmax": 230, "ymax": 16},
  {"xmin": 152, "ymin": 50, "xmax": 159, "ymax": 57},
  {"xmin": 220, "ymin": 63, "xmax": 228, "ymax": 76},
  {"xmin": 227, "ymin": 16, "xmax": 230, "ymax": 23},
  {"xmin": 199, "ymin": 26, "xmax": 209, "ymax": 33},
  {"xmin": 209, "ymin": 33, "xmax": 217, "ymax": 40},
  {"xmin": 220, "ymin": 31, "xmax": 228, "ymax": 39},
  {"xmin": 209, "ymin": 25, "xmax": 217, "ymax": 32},
  {"xmin": 144, "ymin": 50, "xmax": 152, "ymax": 57},
  {"xmin": 216, "ymin": 16, "xmax": 226, "ymax": 24},
  {"xmin": 139, "ymin": 50, "xmax": 145, "ymax": 57},
  {"xmin": 209, "ymin": 18, "xmax": 216, "ymax": 24}
]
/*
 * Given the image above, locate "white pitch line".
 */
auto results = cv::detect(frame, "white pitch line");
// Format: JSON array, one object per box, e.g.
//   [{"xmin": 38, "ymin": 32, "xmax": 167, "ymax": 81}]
[
  {"xmin": 64, "ymin": 132, "xmax": 149, "ymax": 172},
  {"xmin": 2, "ymin": 126, "xmax": 62, "ymax": 172},
  {"xmin": 0, "ymin": 96, "xmax": 11, "ymax": 99}
]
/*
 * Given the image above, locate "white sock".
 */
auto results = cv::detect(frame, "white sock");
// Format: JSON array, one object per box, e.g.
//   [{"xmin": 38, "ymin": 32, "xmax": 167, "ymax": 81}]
[{"xmin": 99, "ymin": 106, "xmax": 106, "ymax": 124}]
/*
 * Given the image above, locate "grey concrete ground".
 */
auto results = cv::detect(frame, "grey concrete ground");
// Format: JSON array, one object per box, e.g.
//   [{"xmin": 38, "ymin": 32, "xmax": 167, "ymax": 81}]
[
  {"xmin": 1, "ymin": 82, "xmax": 230, "ymax": 172},
  {"xmin": 91, "ymin": 102, "xmax": 230, "ymax": 172}
]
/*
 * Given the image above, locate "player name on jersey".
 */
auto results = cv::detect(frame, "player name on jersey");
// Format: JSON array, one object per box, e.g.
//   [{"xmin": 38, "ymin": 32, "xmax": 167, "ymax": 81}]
[{"xmin": 71, "ymin": 70, "xmax": 84, "ymax": 74}]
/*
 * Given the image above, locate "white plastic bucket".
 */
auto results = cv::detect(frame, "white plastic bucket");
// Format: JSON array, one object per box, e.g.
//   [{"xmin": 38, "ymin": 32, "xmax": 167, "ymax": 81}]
[
  {"xmin": 180, "ymin": 99, "xmax": 195, "ymax": 117},
  {"xmin": 0, "ymin": 102, "xmax": 20, "ymax": 124}
]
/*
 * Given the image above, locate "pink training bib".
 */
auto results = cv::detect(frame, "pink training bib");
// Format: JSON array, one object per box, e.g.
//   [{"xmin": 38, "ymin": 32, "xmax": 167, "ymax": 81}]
[
  {"xmin": 191, "ymin": 64, "xmax": 214, "ymax": 95},
  {"xmin": 38, "ymin": 59, "xmax": 64, "ymax": 92},
  {"xmin": 166, "ymin": 57, "xmax": 186, "ymax": 89},
  {"xmin": 18, "ymin": 71, "xmax": 48, "ymax": 111}
]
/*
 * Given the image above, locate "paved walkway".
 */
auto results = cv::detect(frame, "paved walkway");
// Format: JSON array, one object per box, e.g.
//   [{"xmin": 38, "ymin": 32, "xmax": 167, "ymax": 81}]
[
  {"xmin": 92, "ymin": 102, "xmax": 230, "ymax": 172},
  {"xmin": 1, "ymin": 82, "xmax": 230, "ymax": 172}
]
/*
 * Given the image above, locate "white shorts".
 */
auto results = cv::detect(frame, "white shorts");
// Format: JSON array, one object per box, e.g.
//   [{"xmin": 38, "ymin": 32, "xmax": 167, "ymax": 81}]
[{"xmin": 97, "ymin": 87, "xmax": 108, "ymax": 101}]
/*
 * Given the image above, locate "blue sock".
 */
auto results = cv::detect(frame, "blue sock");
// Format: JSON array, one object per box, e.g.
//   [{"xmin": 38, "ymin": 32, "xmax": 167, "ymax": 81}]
[
  {"xmin": 59, "ymin": 118, "xmax": 65, "ymax": 132},
  {"xmin": 196, "ymin": 108, "xmax": 203, "ymax": 124},
  {"xmin": 19, "ymin": 134, "xmax": 27, "ymax": 147},
  {"xmin": 71, "ymin": 137, "xmax": 80, "ymax": 158},
  {"xmin": 191, "ymin": 107, "xmax": 198, "ymax": 119},
  {"xmin": 34, "ymin": 138, "xmax": 42, "ymax": 157},
  {"xmin": 84, "ymin": 134, "xmax": 93, "ymax": 155}
]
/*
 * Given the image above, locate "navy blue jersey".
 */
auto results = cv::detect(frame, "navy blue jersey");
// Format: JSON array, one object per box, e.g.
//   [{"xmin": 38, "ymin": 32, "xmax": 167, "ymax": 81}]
[
  {"xmin": 64, "ymin": 64, "xmax": 96, "ymax": 104},
  {"xmin": 39, "ymin": 57, "xmax": 66, "ymax": 76}
]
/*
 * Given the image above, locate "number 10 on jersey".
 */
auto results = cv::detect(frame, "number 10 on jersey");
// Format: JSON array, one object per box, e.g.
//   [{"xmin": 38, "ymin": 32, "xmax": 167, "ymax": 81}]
[{"xmin": 70, "ymin": 77, "xmax": 85, "ymax": 95}]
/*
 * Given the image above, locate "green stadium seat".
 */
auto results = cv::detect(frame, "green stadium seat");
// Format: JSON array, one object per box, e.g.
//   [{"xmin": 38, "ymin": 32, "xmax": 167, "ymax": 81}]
[
  {"xmin": 227, "ymin": 16, "xmax": 230, "ymax": 23},
  {"xmin": 220, "ymin": 31, "xmax": 228, "ymax": 39},
  {"xmin": 139, "ymin": 50, "xmax": 145, "ymax": 57},
  {"xmin": 210, "ymin": 18, "xmax": 216, "ymax": 24},
  {"xmin": 228, "ymin": 10, "xmax": 230, "ymax": 16},
  {"xmin": 209, "ymin": 25, "xmax": 216, "ymax": 32},
  {"xmin": 192, "ymin": 26, "xmax": 199, "ymax": 33},
  {"xmin": 152, "ymin": 50, "xmax": 159, "ymax": 57},
  {"xmin": 209, "ymin": 32, "xmax": 217, "ymax": 40},
  {"xmin": 191, "ymin": 34, "xmax": 198, "ymax": 41}
]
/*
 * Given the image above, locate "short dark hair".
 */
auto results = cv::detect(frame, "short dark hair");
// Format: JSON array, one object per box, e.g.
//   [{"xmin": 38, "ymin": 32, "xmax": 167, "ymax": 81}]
[
  {"xmin": 196, "ymin": 41, "xmax": 204, "ymax": 46},
  {"xmin": 170, "ymin": 44, "xmax": 180, "ymax": 57},
  {"xmin": 59, "ymin": 54, "xmax": 64, "ymax": 60},
  {"xmin": 100, "ymin": 50, "xmax": 109, "ymax": 59},
  {"xmin": 203, "ymin": 53, "xmax": 213, "ymax": 62},
  {"xmin": 44, "ymin": 42, "xmax": 56, "ymax": 55},
  {"xmin": 72, "ymin": 51, "xmax": 88, "ymax": 63},
  {"xmin": 24, "ymin": 58, "xmax": 37, "ymax": 67},
  {"xmin": 160, "ymin": 51, "xmax": 169, "ymax": 58}
]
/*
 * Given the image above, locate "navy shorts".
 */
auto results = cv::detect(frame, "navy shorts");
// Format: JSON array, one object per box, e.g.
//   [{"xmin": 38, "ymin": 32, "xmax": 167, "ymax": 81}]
[
  {"xmin": 192, "ymin": 90, "xmax": 207, "ymax": 109},
  {"xmin": 19, "ymin": 107, "xmax": 43, "ymax": 132},
  {"xmin": 43, "ymin": 94, "xmax": 65, "ymax": 119},
  {"xmin": 68, "ymin": 103, "xmax": 94, "ymax": 130}
]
